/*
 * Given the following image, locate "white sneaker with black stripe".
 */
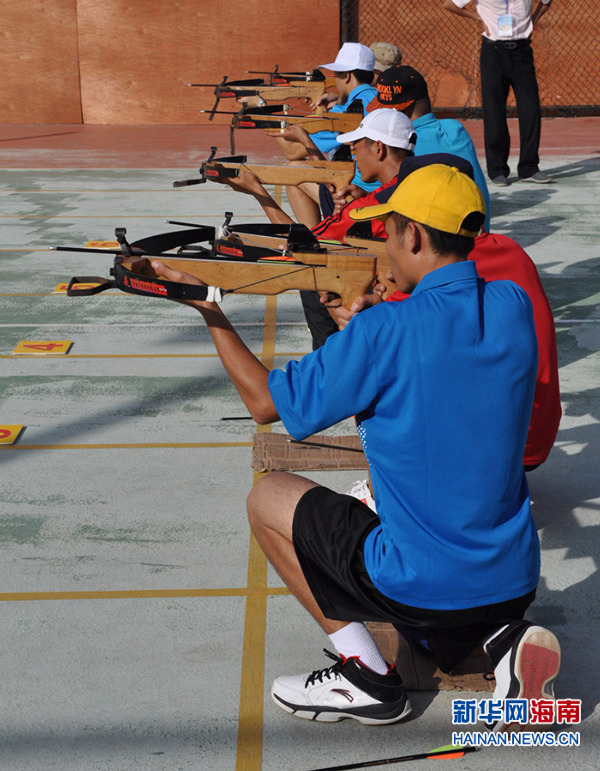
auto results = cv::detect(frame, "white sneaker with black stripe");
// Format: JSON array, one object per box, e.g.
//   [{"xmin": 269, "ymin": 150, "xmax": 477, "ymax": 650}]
[
  {"xmin": 483, "ymin": 620, "xmax": 561, "ymax": 732},
  {"xmin": 271, "ymin": 649, "xmax": 412, "ymax": 725}
]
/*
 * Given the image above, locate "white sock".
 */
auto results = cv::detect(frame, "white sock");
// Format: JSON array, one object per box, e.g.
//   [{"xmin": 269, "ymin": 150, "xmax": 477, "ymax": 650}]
[
  {"xmin": 484, "ymin": 623, "xmax": 509, "ymax": 651},
  {"xmin": 329, "ymin": 622, "xmax": 389, "ymax": 675}
]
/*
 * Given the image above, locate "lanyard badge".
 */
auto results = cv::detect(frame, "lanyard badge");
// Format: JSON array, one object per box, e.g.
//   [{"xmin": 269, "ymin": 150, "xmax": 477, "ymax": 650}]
[{"xmin": 497, "ymin": 1, "xmax": 515, "ymax": 37}]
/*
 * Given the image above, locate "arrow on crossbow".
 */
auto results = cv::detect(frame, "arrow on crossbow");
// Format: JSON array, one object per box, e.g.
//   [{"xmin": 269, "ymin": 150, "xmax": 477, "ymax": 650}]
[{"xmin": 244, "ymin": 65, "xmax": 327, "ymax": 83}]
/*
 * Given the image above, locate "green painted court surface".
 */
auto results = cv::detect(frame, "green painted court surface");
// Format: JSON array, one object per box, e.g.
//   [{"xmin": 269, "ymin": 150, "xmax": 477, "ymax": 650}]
[{"xmin": 1, "ymin": 152, "xmax": 599, "ymax": 769}]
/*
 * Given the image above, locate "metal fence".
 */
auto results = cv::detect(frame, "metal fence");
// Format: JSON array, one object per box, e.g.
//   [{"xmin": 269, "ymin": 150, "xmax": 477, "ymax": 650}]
[{"xmin": 341, "ymin": 0, "xmax": 600, "ymax": 116}]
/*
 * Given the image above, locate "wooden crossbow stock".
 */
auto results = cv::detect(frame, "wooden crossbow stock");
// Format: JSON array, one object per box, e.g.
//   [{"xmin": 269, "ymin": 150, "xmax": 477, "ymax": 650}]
[
  {"xmin": 342, "ymin": 228, "xmax": 398, "ymax": 300},
  {"xmin": 173, "ymin": 147, "xmax": 355, "ymax": 191},
  {"xmin": 52, "ymin": 216, "xmax": 378, "ymax": 311}
]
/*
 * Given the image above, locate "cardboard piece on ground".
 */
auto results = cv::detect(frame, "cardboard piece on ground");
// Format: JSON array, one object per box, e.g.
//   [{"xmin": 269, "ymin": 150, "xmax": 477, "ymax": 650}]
[
  {"xmin": 252, "ymin": 432, "xmax": 367, "ymax": 472},
  {"xmin": 366, "ymin": 622, "xmax": 495, "ymax": 692}
]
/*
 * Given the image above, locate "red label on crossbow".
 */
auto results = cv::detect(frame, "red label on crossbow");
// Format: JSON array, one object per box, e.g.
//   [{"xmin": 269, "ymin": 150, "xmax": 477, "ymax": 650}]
[
  {"xmin": 237, "ymin": 120, "xmax": 256, "ymax": 127},
  {"xmin": 124, "ymin": 275, "xmax": 168, "ymax": 295},
  {"xmin": 216, "ymin": 244, "xmax": 244, "ymax": 258}
]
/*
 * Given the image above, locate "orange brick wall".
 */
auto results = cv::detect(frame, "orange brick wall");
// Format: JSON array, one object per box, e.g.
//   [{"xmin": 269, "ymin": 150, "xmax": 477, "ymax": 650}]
[
  {"xmin": 2, "ymin": 0, "xmax": 340, "ymax": 124},
  {"xmin": 2, "ymin": 0, "xmax": 82, "ymax": 123}
]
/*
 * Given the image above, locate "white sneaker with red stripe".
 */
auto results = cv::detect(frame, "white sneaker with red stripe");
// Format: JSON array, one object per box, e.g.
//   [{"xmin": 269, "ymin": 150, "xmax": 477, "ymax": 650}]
[
  {"xmin": 483, "ymin": 621, "xmax": 561, "ymax": 732},
  {"xmin": 271, "ymin": 649, "xmax": 411, "ymax": 725}
]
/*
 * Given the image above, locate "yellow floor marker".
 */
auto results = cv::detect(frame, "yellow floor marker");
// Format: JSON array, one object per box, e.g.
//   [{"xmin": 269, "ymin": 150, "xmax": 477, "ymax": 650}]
[
  {"xmin": 13, "ymin": 341, "xmax": 73, "ymax": 355},
  {"xmin": 85, "ymin": 240, "xmax": 119, "ymax": 248},
  {"xmin": 0, "ymin": 426, "xmax": 24, "ymax": 445},
  {"xmin": 53, "ymin": 281, "xmax": 102, "ymax": 293}
]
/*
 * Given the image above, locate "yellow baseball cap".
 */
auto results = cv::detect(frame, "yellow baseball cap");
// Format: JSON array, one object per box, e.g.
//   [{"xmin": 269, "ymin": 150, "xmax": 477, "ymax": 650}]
[{"xmin": 349, "ymin": 164, "xmax": 486, "ymax": 237}]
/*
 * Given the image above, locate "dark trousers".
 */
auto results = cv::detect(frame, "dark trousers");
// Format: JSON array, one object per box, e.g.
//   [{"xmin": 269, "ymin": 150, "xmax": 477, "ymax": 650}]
[
  {"xmin": 301, "ymin": 187, "xmax": 339, "ymax": 349},
  {"xmin": 480, "ymin": 38, "xmax": 541, "ymax": 180},
  {"xmin": 300, "ymin": 290, "xmax": 338, "ymax": 350}
]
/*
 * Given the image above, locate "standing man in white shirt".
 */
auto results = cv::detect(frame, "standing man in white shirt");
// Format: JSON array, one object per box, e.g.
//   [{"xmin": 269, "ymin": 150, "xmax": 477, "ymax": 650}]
[{"xmin": 443, "ymin": 0, "xmax": 553, "ymax": 186}]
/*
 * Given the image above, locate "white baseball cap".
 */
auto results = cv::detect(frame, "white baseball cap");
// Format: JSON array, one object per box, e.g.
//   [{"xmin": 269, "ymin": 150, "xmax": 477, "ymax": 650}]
[
  {"xmin": 318, "ymin": 43, "xmax": 376, "ymax": 73},
  {"xmin": 336, "ymin": 108, "xmax": 417, "ymax": 151}
]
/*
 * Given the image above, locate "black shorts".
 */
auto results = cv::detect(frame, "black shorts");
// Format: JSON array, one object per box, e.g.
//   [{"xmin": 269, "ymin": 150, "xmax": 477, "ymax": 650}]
[{"xmin": 292, "ymin": 486, "xmax": 536, "ymax": 672}]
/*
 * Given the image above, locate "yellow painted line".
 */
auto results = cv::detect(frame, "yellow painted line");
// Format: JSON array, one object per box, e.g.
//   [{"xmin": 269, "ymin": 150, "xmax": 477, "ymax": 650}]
[
  {"xmin": 67, "ymin": 353, "xmax": 221, "ymax": 359},
  {"xmin": 1, "ymin": 353, "xmax": 221, "ymax": 359},
  {"xmin": 0, "ymin": 587, "xmax": 291, "ymax": 602},
  {"xmin": 236, "ymin": 295, "xmax": 277, "ymax": 771},
  {"xmin": 0, "ymin": 441, "xmax": 253, "ymax": 451},
  {"xmin": 1, "ymin": 352, "xmax": 306, "ymax": 360}
]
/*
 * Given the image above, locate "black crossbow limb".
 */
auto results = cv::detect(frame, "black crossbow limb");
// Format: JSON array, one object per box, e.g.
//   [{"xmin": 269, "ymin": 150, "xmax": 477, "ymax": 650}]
[{"xmin": 51, "ymin": 215, "xmax": 377, "ymax": 310}]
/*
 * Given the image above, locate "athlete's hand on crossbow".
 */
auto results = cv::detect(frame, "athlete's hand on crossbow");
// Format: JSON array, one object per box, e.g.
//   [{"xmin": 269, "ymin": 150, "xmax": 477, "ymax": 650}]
[
  {"xmin": 151, "ymin": 261, "xmax": 221, "ymax": 313},
  {"xmin": 311, "ymin": 91, "xmax": 341, "ymax": 110},
  {"xmin": 207, "ymin": 164, "xmax": 266, "ymax": 196},
  {"xmin": 329, "ymin": 183, "xmax": 367, "ymax": 213},
  {"xmin": 319, "ymin": 281, "xmax": 387, "ymax": 330},
  {"xmin": 278, "ymin": 124, "xmax": 324, "ymax": 158},
  {"xmin": 236, "ymin": 96, "xmax": 265, "ymax": 109},
  {"xmin": 278, "ymin": 123, "xmax": 308, "ymax": 141}
]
